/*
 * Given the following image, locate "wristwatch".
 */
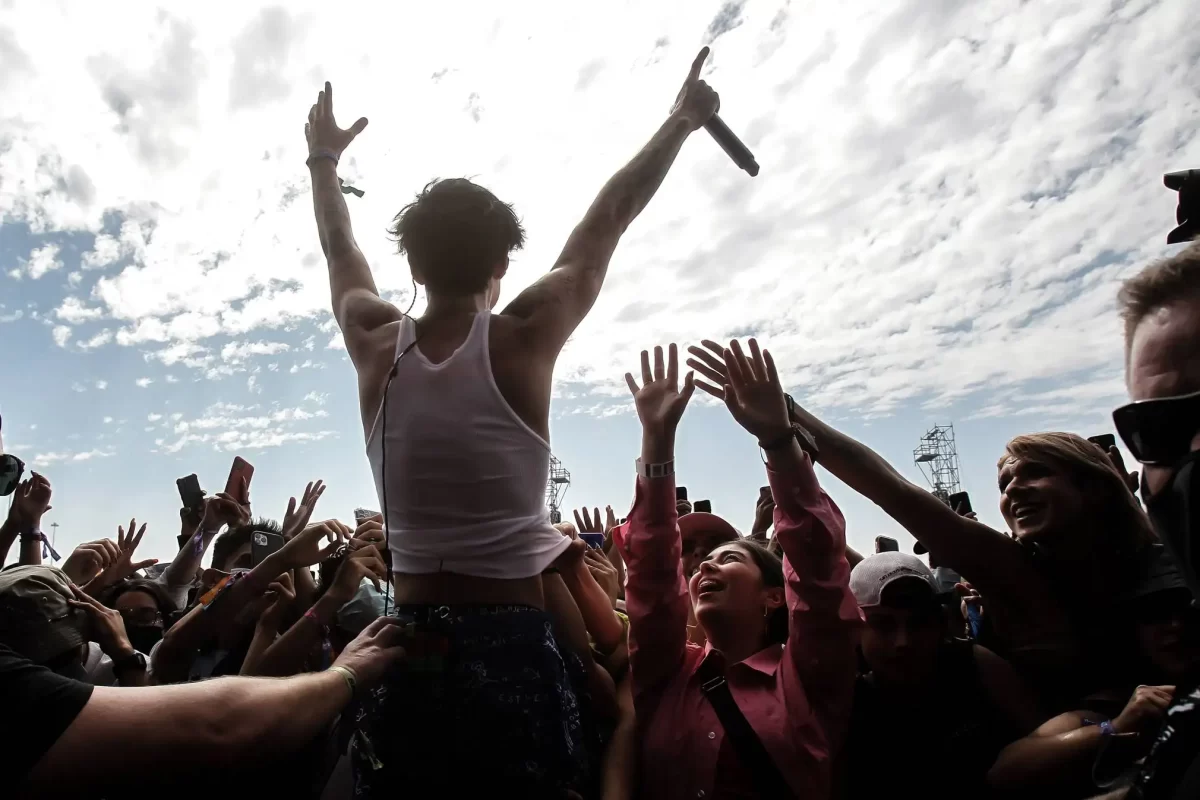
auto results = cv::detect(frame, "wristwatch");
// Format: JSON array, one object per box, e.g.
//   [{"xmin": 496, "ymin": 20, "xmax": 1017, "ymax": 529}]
[
  {"xmin": 112, "ymin": 650, "xmax": 147, "ymax": 674},
  {"xmin": 759, "ymin": 423, "xmax": 820, "ymax": 462}
]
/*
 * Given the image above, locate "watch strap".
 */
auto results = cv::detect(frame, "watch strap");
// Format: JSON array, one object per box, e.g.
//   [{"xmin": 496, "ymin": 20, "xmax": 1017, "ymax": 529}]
[{"xmin": 112, "ymin": 650, "xmax": 146, "ymax": 672}]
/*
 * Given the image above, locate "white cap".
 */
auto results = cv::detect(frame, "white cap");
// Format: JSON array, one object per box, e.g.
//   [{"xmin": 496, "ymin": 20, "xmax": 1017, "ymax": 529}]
[{"xmin": 849, "ymin": 551, "xmax": 939, "ymax": 607}]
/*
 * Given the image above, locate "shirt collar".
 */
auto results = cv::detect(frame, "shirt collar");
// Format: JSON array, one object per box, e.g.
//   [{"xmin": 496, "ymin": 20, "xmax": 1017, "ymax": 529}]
[{"xmin": 697, "ymin": 641, "xmax": 784, "ymax": 677}]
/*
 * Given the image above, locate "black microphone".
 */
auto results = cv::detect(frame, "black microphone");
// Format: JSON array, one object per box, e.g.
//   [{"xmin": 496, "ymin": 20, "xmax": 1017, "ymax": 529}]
[
  {"xmin": 704, "ymin": 113, "xmax": 759, "ymax": 177},
  {"xmin": 1165, "ymin": 169, "xmax": 1200, "ymax": 244}
]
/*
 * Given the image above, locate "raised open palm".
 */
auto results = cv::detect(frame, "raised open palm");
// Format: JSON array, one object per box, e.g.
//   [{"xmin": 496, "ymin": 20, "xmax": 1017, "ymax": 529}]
[
  {"xmin": 688, "ymin": 338, "xmax": 789, "ymax": 442},
  {"xmin": 305, "ymin": 81, "xmax": 368, "ymax": 158},
  {"xmin": 625, "ymin": 344, "xmax": 695, "ymax": 436}
]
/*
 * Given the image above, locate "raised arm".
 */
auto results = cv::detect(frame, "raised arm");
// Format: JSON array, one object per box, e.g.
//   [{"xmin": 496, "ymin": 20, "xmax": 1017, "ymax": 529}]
[
  {"xmin": 687, "ymin": 340, "xmax": 1036, "ymax": 602},
  {"xmin": 694, "ymin": 339, "xmax": 859, "ymax": 697},
  {"xmin": 615, "ymin": 344, "xmax": 697, "ymax": 696},
  {"xmin": 502, "ymin": 49, "xmax": 719, "ymax": 354},
  {"xmin": 305, "ymin": 82, "xmax": 401, "ymax": 366}
]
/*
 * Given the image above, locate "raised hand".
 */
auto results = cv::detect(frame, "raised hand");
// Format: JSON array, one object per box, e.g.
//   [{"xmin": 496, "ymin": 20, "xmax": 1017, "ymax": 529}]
[
  {"xmin": 201, "ymin": 492, "xmax": 250, "ymax": 533},
  {"xmin": 573, "ymin": 507, "xmax": 606, "ymax": 535},
  {"xmin": 670, "ymin": 47, "xmax": 720, "ymax": 131},
  {"xmin": 92, "ymin": 519, "xmax": 157, "ymax": 590},
  {"xmin": 327, "ymin": 546, "xmax": 388, "ymax": 606},
  {"xmin": 691, "ymin": 339, "xmax": 789, "ymax": 443},
  {"xmin": 584, "ymin": 548, "xmax": 620, "ymax": 606},
  {"xmin": 62, "ymin": 540, "xmax": 118, "ymax": 586},
  {"xmin": 625, "ymin": 344, "xmax": 695, "ymax": 438},
  {"xmin": 258, "ymin": 572, "xmax": 297, "ymax": 632},
  {"xmin": 9, "ymin": 471, "xmax": 52, "ymax": 526},
  {"xmin": 305, "ymin": 82, "xmax": 368, "ymax": 159},
  {"xmin": 351, "ymin": 514, "xmax": 386, "ymax": 556},
  {"xmin": 282, "ymin": 480, "xmax": 326, "ymax": 541},
  {"xmin": 1104, "ymin": 445, "xmax": 1140, "ymax": 495},
  {"xmin": 277, "ymin": 520, "xmax": 350, "ymax": 570}
]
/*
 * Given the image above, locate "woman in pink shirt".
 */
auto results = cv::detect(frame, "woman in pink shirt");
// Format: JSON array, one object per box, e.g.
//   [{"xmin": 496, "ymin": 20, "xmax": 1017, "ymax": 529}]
[{"xmin": 614, "ymin": 340, "xmax": 861, "ymax": 799}]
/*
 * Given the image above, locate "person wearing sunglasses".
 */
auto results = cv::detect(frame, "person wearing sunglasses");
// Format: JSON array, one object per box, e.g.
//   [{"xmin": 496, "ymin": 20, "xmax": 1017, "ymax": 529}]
[{"xmin": 1113, "ymin": 241, "xmax": 1200, "ymax": 800}]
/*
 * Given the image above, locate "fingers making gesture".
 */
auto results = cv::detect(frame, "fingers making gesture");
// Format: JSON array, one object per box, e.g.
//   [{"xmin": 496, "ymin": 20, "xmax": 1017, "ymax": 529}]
[{"xmin": 305, "ymin": 81, "xmax": 368, "ymax": 159}]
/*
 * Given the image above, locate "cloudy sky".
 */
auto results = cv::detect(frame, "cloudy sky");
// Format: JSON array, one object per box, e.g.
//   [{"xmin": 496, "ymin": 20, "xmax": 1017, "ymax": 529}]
[{"xmin": 1, "ymin": 0, "xmax": 1197, "ymax": 564}]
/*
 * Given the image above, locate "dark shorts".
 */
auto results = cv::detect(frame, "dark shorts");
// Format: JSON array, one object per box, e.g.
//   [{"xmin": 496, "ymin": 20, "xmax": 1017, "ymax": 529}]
[{"xmin": 349, "ymin": 604, "xmax": 600, "ymax": 798}]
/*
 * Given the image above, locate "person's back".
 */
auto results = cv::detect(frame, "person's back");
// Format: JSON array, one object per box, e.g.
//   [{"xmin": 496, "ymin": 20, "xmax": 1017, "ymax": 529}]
[
  {"xmin": 303, "ymin": 50, "xmax": 720, "ymax": 796},
  {"xmin": 367, "ymin": 311, "xmax": 564, "ymax": 578}
]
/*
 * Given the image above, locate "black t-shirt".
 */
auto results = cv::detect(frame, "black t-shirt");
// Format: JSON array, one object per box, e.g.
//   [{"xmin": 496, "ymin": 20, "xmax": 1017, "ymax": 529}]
[
  {"xmin": 0, "ymin": 643, "xmax": 94, "ymax": 785},
  {"xmin": 843, "ymin": 639, "xmax": 1017, "ymax": 799}
]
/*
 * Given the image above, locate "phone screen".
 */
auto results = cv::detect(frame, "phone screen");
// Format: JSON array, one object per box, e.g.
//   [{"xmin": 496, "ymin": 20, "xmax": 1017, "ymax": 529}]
[
  {"xmin": 676, "ymin": 486, "xmax": 689, "ymax": 502},
  {"xmin": 355, "ymin": 508, "xmax": 381, "ymax": 524},
  {"xmin": 759, "ymin": 486, "xmax": 772, "ymax": 502},
  {"xmin": 579, "ymin": 532, "xmax": 605, "ymax": 549},
  {"xmin": 693, "ymin": 499, "xmax": 712, "ymax": 514},
  {"xmin": 250, "ymin": 531, "xmax": 285, "ymax": 567},
  {"xmin": 1088, "ymin": 434, "xmax": 1117, "ymax": 452},
  {"xmin": 225, "ymin": 457, "xmax": 254, "ymax": 504}
]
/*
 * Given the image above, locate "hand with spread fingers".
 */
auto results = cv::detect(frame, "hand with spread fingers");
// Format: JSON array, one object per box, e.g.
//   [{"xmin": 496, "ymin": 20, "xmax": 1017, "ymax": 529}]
[
  {"xmin": 62, "ymin": 539, "xmax": 118, "ymax": 587},
  {"xmin": 282, "ymin": 480, "xmax": 326, "ymax": 541},
  {"xmin": 9, "ymin": 471, "xmax": 52, "ymax": 527},
  {"xmin": 90, "ymin": 519, "xmax": 158, "ymax": 591},
  {"xmin": 688, "ymin": 338, "xmax": 790, "ymax": 443},
  {"xmin": 626, "ymin": 343, "xmax": 696, "ymax": 440}
]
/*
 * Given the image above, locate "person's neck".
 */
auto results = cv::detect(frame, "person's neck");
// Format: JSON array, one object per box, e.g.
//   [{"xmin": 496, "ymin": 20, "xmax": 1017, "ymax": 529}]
[
  {"xmin": 421, "ymin": 291, "xmax": 489, "ymax": 321},
  {"xmin": 704, "ymin": 618, "xmax": 767, "ymax": 666}
]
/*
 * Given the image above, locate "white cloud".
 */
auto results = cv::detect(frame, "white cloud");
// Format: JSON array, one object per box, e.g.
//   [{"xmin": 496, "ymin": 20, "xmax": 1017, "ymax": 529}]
[
  {"xmin": 33, "ymin": 448, "xmax": 115, "ymax": 465},
  {"xmin": 159, "ymin": 395, "xmax": 333, "ymax": 453},
  {"xmin": 78, "ymin": 329, "xmax": 114, "ymax": 350},
  {"xmin": 147, "ymin": 413, "xmax": 163, "ymax": 421},
  {"xmin": 15, "ymin": 244, "xmax": 64, "ymax": 280},
  {"xmin": 51, "ymin": 325, "xmax": 72, "ymax": 347},
  {"xmin": 103, "ymin": 416, "xmax": 114, "ymax": 423},
  {"xmin": 220, "ymin": 339, "xmax": 289, "ymax": 362},
  {"xmin": 165, "ymin": 374, "xmax": 179, "ymax": 383},
  {"xmin": 95, "ymin": 380, "xmax": 107, "ymax": 390},
  {"xmin": 0, "ymin": 309, "xmax": 23, "ymax": 323},
  {"xmin": 135, "ymin": 377, "xmax": 153, "ymax": 387},
  {"xmin": 0, "ymin": 0, "xmax": 1196, "ymax": 425},
  {"xmin": 70, "ymin": 382, "xmax": 86, "ymax": 393},
  {"xmin": 55, "ymin": 296, "xmax": 104, "ymax": 324}
]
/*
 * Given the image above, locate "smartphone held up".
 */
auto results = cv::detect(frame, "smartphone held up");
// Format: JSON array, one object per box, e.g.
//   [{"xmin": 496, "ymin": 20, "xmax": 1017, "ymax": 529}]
[{"xmin": 225, "ymin": 457, "xmax": 254, "ymax": 506}]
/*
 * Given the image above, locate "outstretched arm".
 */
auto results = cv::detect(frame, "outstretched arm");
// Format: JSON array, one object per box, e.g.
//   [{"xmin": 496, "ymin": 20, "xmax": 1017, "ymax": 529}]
[
  {"xmin": 502, "ymin": 49, "xmax": 719, "ymax": 353},
  {"xmin": 305, "ymin": 82, "xmax": 401, "ymax": 366}
]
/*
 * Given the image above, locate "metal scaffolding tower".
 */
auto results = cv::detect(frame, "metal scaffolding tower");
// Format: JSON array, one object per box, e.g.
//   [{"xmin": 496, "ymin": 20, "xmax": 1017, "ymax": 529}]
[
  {"xmin": 913, "ymin": 424, "xmax": 962, "ymax": 504},
  {"xmin": 546, "ymin": 455, "xmax": 571, "ymax": 524}
]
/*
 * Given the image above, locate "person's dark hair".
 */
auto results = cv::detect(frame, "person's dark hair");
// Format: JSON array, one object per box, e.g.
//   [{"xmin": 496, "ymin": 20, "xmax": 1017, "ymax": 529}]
[
  {"xmin": 1118, "ymin": 241, "xmax": 1200, "ymax": 351},
  {"xmin": 387, "ymin": 178, "xmax": 525, "ymax": 295},
  {"xmin": 108, "ymin": 578, "xmax": 178, "ymax": 615},
  {"xmin": 211, "ymin": 518, "xmax": 281, "ymax": 572},
  {"xmin": 720, "ymin": 539, "xmax": 789, "ymax": 645}
]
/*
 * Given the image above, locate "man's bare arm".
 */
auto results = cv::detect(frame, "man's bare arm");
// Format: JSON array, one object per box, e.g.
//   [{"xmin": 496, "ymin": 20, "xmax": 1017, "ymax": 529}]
[
  {"xmin": 503, "ymin": 48, "xmax": 720, "ymax": 353},
  {"xmin": 305, "ymin": 82, "xmax": 401, "ymax": 364}
]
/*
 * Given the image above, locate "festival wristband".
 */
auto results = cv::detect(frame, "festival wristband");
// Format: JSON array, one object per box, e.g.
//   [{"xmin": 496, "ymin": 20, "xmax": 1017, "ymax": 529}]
[{"xmin": 329, "ymin": 664, "xmax": 357, "ymax": 695}]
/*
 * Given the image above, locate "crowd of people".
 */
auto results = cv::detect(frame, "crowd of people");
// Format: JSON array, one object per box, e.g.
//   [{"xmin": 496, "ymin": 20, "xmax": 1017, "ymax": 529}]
[{"xmin": 3, "ymin": 47, "xmax": 1199, "ymax": 800}]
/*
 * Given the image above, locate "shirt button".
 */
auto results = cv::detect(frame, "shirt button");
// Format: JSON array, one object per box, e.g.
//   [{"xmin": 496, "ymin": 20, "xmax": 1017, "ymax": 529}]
[{"xmin": 708, "ymin": 731, "xmax": 716, "ymax": 739}]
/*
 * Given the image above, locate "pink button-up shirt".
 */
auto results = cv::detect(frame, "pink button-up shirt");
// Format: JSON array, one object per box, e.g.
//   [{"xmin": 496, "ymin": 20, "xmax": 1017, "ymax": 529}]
[{"xmin": 615, "ymin": 455, "xmax": 860, "ymax": 799}]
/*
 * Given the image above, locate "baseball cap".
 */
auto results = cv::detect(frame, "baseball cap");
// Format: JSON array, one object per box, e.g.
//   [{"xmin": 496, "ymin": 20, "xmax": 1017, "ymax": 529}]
[
  {"xmin": 850, "ymin": 552, "xmax": 939, "ymax": 607},
  {"xmin": 1125, "ymin": 544, "xmax": 1189, "ymax": 602},
  {"xmin": 679, "ymin": 512, "xmax": 740, "ymax": 550},
  {"xmin": 0, "ymin": 565, "xmax": 85, "ymax": 665}
]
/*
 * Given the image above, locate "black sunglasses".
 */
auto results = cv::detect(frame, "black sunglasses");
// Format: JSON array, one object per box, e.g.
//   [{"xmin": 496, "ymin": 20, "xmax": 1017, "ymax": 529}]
[
  {"xmin": 0, "ymin": 454, "xmax": 24, "ymax": 497},
  {"xmin": 1113, "ymin": 390, "xmax": 1200, "ymax": 466}
]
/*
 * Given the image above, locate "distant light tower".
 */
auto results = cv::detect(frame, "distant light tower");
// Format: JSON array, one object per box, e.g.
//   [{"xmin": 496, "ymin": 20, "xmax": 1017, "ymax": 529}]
[
  {"xmin": 546, "ymin": 455, "xmax": 571, "ymax": 525},
  {"xmin": 50, "ymin": 521, "xmax": 59, "ymax": 548},
  {"xmin": 913, "ymin": 424, "xmax": 962, "ymax": 504}
]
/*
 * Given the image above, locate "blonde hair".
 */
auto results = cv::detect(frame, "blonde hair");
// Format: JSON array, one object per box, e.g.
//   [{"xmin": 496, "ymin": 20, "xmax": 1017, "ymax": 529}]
[{"xmin": 997, "ymin": 432, "xmax": 1155, "ymax": 557}]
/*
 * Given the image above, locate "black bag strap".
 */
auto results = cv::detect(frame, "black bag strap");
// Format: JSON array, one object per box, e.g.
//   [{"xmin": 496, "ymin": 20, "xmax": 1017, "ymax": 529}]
[{"xmin": 697, "ymin": 658, "xmax": 795, "ymax": 799}]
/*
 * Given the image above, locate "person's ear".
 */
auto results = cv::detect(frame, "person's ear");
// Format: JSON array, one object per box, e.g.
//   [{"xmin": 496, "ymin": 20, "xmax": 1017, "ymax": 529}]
[
  {"xmin": 763, "ymin": 586, "xmax": 785, "ymax": 612},
  {"xmin": 495, "ymin": 255, "xmax": 510, "ymax": 280}
]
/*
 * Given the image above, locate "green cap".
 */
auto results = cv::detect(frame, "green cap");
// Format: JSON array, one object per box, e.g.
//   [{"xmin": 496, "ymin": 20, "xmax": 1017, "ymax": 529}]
[{"xmin": 0, "ymin": 565, "xmax": 85, "ymax": 665}]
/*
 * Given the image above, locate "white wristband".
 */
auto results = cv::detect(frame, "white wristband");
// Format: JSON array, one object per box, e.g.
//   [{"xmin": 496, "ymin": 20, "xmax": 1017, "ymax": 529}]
[{"xmin": 636, "ymin": 458, "xmax": 675, "ymax": 479}]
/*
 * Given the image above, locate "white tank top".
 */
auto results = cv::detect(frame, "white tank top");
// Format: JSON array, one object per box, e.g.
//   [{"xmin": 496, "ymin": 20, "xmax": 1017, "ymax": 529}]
[{"xmin": 365, "ymin": 312, "xmax": 570, "ymax": 579}]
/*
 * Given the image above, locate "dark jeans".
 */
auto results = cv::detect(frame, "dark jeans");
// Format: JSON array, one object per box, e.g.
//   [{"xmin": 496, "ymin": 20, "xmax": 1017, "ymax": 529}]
[{"xmin": 350, "ymin": 604, "xmax": 600, "ymax": 798}]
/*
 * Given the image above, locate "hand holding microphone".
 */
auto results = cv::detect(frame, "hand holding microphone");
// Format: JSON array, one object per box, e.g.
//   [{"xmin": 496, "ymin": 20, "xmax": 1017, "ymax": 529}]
[{"xmin": 672, "ymin": 47, "xmax": 759, "ymax": 177}]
